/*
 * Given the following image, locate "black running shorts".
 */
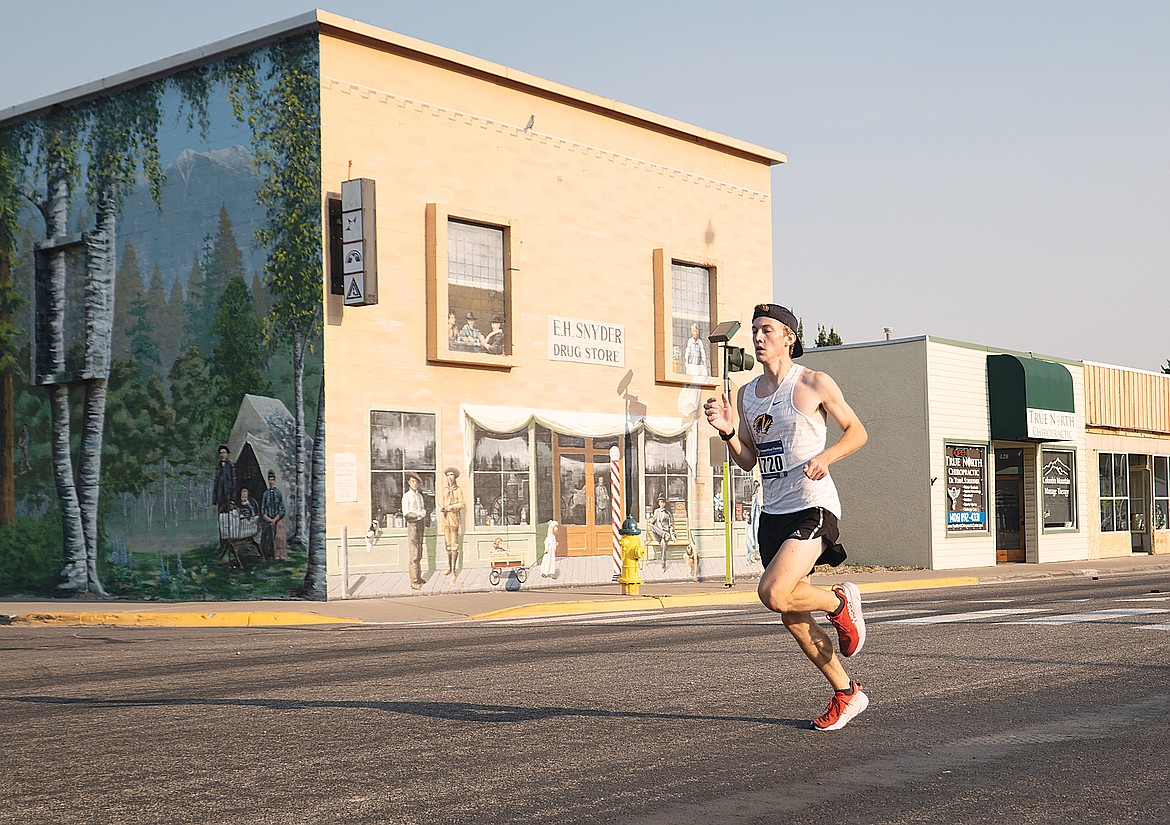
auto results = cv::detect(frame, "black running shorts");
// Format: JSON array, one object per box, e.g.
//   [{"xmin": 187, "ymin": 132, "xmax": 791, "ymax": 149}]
[{"xmin": 758, "ymin": 507, "xmax": 847, "ymax": 572}]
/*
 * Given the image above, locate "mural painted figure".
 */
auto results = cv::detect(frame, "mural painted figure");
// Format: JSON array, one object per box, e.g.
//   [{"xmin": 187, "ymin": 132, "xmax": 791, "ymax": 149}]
[
  {"xmin": 540, "ymin": 521, "xmax": 559, "ymax": 578},
  {"xmin": 440, "ymin": 467, "xmax": 465, "ymax": 579},
  {"xmin": 483, "ymin": 315, "xmax": 505, "ymax": 355},
  {"xmin": 237, "ymin": 488, "xmax": 256, "ymax": 520},
  {"xmin": 213, "ymin": 445, "xmax": 237, "ymax": 514},
  {"xmin": 745, "ymin": 479, "xmax": 762, "ymax": 563},
  {"xmin": 649, "ymin": 496, "xmax": 676, "ymax": 547},
  {"xmin": 458, "ymin": 312, "xmax": 484, "ymax": 347},
  {"xmin": 684, "ymin": 323, "xmax": 709, "ymax": 376},
  {"xmin": 213, "ymin": 445, "xmax": 237, "ymax": 561},
  {"xmin": 261, "ymin": 470, "xmax": 289, "ymax": 562},
  {"xmin": 403, "ymin": 473, "xmax": 427, "ymax": 589}
]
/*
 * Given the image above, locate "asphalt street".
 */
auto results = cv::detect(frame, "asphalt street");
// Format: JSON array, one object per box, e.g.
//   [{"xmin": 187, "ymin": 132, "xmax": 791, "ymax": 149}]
[{"xmin": 3, "ymin": 573, "xmax": 1169, "ymax": 824}]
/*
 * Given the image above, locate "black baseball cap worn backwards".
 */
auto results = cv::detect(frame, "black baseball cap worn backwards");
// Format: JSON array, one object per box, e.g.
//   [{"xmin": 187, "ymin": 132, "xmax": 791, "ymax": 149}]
[{"xmin": 752, "ymin": 303, "xmax": 803, "ymax": 358}]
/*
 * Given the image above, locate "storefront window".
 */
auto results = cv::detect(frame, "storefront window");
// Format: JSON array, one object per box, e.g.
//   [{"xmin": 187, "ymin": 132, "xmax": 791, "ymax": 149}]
[
  {"xmin": 945, "ymin": 444, "xmax": 988, "ymax": 532},
  {"xmin": 370, "ymin": 411, "xmax": 436, "ymax": 527},
  {"xmin": 473, "ymin": 426, "xmax": 530, "ymax": 526},
  {"xmin": 535, "ymin": 426, "xmax": 554, "ymax": 524},
  {"xmin": 1154, "ymin": 456, "xmax": 1168, "ymax": 531},
  {"xmin": 645, "ymin": 433, "xmax": 688, "ymax": 520},
  {"xmin": 1040, "ymin": 449, "xmax": 1077, "ymax": 529},
  {"xmin": 713, "ymin": 463, "xmax": 756, "ymax": 523},
  {"xmin": 1098, "ymin": 452, "xmax": 1129, "ymax": 532}
]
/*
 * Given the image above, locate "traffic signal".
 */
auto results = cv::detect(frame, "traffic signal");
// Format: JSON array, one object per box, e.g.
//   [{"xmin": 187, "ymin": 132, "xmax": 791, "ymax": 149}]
[{"xmin": 726, "ymin": 346, "xmax": 754, "ymax": 373}]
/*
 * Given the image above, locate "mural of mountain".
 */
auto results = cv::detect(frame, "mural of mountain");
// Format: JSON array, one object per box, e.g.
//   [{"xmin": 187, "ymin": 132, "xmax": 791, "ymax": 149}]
[{"xmin": 117, "ymin": 144, "xmax": 266, "ymax": 294}]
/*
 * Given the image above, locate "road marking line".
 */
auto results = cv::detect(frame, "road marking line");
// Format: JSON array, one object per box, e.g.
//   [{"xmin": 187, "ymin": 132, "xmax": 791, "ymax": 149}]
[
  {"xmin": 1121, "ymin": 597, "xmax": 1170, "ymax": 602},
  {"xmin": 1006, "ymin": 608, "xmax": 1170, "ymax": 625},
  {"xmin": 886, "ymin": 608, "xmax": 1050, "ymax": 625},
  {"xmin": 756, "ymin": 609, "xmax": 942, "ymax": 626},
  {"xmin": 1138, "ymin": 623, "xmax": 1170, "ymax": 630},
  {"xmin": 577, "ymin": 608, "xmax": 747, "ymax": 625},
  {"xmin": 483, "ymin": 610, "xmax": 651, "ymax": 626}
]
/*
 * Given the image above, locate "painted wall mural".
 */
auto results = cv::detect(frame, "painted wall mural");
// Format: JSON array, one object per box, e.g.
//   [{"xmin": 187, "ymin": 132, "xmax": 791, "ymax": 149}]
[{"xmin": 0, "ymin": 34, "xmax": 326, "ymax": 600}]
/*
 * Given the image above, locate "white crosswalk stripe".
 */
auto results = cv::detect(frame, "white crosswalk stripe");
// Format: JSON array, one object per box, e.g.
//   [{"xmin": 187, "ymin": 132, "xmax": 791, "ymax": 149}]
[
  {"xmin": 575, "ymin": 608, "xmax": 747, "ymax": 625},
  {"xmin": 1005, "ymin": 608, "xmax": 1170, "ymax": 625},
  {"xmin": 885, "ymin": 608, "xmax": 1051, "ymax": 625},
  {"xmin": 373, "ymin": 596, "xmax": 1170, "ymax": 631},
  {"xmin": 760, "ymin": 608, "xmax": 937, "ymax": 626},
  {"xmin": 482, "ymin": 610, "xmax": 652, "ymax": 626}
]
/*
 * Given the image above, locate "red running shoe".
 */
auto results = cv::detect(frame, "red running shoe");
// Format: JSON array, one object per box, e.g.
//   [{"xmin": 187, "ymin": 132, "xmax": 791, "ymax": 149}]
[
  {"xmin": 828, "ymin": 582, "xmax": 866, "ymax": 657},
  {"xmin": 811, "ymin": 681, "xmax": 869, "ymax": 731}
]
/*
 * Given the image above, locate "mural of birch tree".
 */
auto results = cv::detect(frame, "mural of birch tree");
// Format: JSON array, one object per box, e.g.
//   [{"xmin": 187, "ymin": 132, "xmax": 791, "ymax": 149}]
[
  {"xmin": 251, "ymin": 36, "xmax": 322, "ymax": 551},
  {"xmin": 0, "ymin": 126, "xmax": 27, "ymax": 524},
  {"xmin": 6, "ymin": 71, "xmax": 221, "ymax": 593}
]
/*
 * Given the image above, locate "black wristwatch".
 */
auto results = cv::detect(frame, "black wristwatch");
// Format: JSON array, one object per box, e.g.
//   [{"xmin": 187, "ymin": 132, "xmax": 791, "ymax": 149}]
[{"xmin": 719, "ymin": 427, "xmax": 735, "ymax": 442}]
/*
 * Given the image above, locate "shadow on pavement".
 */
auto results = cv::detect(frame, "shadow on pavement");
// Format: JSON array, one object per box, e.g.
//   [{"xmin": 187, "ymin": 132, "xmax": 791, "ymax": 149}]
[{"xmin": 3, "ymin": 695, "xmax": 808, "ymax": 728}]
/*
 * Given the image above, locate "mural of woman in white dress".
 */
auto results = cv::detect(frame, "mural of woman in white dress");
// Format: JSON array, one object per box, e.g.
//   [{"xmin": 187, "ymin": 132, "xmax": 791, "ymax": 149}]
[{"xmin": 540, "ymin": 520, "xmax": 559, "ymax": 578}]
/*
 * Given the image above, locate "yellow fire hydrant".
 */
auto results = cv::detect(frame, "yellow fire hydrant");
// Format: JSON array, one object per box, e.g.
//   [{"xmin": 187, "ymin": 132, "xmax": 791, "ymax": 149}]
[{"xmin": 617, "ymin": 517, "xmax": 646, "ymax": 596}]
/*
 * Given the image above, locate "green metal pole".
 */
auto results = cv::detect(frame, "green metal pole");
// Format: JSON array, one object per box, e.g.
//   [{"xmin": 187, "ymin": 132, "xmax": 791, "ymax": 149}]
[
  {"xmin": 723, "ymin": 347, "xmax": 734, "ymax": 587},
  {"xmin": 723, "ymin": 456, "xmax": 733, "ymax": 587}
]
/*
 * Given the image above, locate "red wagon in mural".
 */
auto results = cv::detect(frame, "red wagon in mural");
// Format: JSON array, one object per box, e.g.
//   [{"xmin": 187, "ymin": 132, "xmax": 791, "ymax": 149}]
[{"xmin": 488, "ymin": 547, "xmax": 527, "ymax": 586}]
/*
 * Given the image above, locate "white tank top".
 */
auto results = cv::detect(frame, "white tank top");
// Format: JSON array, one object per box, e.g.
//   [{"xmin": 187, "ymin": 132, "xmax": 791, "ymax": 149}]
[{"xmin": 741, "ymin": 364, "xmax": 842, "ymax": 518}]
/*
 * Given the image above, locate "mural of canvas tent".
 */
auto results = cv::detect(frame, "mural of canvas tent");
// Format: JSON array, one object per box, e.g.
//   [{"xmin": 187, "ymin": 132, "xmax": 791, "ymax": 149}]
[{"xmin": 227, "ymin": 394, "xmax": 302, "ymax": 506}]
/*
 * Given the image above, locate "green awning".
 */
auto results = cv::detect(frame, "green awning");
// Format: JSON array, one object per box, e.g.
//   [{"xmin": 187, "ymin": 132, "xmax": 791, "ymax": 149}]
[{"xmin": 987, "ymin": 354, "xmax": 1077, "ymax": 442}]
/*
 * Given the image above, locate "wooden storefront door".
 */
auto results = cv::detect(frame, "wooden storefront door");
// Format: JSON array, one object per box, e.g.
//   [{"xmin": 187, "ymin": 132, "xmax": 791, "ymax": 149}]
[{"xmin": 553, "ymin": 435, "xmax": 621, "ymax": 556}]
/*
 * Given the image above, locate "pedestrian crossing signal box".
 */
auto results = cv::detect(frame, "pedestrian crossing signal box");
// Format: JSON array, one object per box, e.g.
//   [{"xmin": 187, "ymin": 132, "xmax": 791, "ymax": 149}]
[{"xmin": 330, "ymin": 178, "xmax": 378, "ymax": 306}]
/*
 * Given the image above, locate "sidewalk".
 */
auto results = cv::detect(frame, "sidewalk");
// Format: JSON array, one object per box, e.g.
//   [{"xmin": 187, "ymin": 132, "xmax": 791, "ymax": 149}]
[{"xmin": 3, "ymin": 554, "xmax": 1168, "ymax": 627}]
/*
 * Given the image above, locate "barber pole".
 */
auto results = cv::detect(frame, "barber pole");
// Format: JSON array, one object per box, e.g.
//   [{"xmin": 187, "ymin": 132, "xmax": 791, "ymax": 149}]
[{"xmin": 610, "ymin": 446, "xmax": 622, "ymax": 577}]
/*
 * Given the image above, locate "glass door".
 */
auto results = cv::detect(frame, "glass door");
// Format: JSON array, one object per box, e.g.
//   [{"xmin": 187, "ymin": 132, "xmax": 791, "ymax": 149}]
[
  {"xmin": 1129, "ymin": 455, "xmax": 1152, "ymax": 553},
  {"xmin": 995, "ymin": 448, "xmax": 1025, "ymax": 562}
]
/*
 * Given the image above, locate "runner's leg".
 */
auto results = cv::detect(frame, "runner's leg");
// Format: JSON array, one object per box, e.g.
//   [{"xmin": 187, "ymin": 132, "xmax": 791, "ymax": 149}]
[{"xmin": 757, "ymin": 536, "xmax": 840, "ymax": 615}]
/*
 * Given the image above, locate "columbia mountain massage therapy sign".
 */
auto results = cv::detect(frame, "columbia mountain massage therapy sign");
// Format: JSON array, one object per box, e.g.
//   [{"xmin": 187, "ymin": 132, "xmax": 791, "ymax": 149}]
[{"xmin": 945, "ymin": 444, "xmax": 988, "ymax": 531}]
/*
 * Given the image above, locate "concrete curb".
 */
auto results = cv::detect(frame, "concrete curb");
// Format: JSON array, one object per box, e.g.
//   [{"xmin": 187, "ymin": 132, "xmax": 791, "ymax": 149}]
[
  {"xmin": 1, "ymin": 611, "xmax": 360, "ymax": 628},
  {"xmin": 469, "ymin": 576, "xmax": 980, "ymax": 621}
]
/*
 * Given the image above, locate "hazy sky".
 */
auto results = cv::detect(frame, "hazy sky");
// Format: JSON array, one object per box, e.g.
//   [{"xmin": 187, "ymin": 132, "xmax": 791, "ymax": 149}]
[{"xmin": 3, "ymin": 1, "xmax": 1167, "ymax": 369}]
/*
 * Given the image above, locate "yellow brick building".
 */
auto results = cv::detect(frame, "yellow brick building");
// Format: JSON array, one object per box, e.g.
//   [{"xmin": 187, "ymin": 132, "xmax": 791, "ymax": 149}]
[{"xmin": 314, "ymin": 13, "xmax": 783, "ymax": 597}]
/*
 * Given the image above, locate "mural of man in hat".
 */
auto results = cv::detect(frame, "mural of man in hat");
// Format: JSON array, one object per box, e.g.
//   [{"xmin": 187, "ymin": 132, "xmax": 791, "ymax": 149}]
[
  {"xmin": 483, "ymin": 314, "xmax": 505, "ymax": 355},
  {"xmin": 440, "ymin": 466, "xmax": 466, "ymax": 579},
  {"xmin": 212, "ymin": 444, "xmax": 236, "ymax": 514},
  {"xmin": 402, "ymin": 472, "xmax": 428, "ymax": 589},
  {"xmin": 457, "ymin": 311, "xmax": 484, "ymax": 348}
]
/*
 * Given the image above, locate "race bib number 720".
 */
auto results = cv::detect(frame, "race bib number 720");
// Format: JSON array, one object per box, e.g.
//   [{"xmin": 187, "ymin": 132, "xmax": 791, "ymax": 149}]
[{"xmin": 757, "ymin": 440, "xmax": 787, "ymax": 479}]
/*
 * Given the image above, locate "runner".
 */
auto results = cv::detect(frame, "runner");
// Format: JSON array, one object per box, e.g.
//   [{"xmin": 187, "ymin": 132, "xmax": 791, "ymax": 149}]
[{"xmin": 703, "ymin": 303, "xmax": 870, "ymax": 730}]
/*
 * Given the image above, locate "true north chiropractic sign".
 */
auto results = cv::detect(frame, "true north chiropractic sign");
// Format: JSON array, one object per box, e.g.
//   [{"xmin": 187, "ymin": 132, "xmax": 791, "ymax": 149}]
[
  {"xmin": 1026, "ymin": 409, "xmax": 1078, "ymax": 442},
  {"xmin": 548, "ymin": 316, "xmax": 626, "ymax": 367}
]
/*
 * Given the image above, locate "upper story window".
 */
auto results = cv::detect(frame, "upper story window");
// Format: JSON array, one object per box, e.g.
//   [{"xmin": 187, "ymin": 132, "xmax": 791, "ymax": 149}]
[
  {"xmin": 426, "ymin": 204, "xmax": 514, "ymax": 368},
  {"xmin": 672, "ymin": 262, "xmax": 713, "ymax": 378},
  {"xmin": 652, "ymin": 249, "xmax": 718, "ymax": 386},
  {"xmin": 448, "ymin": 220, "xmax": 508, "ymax": 356}
]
